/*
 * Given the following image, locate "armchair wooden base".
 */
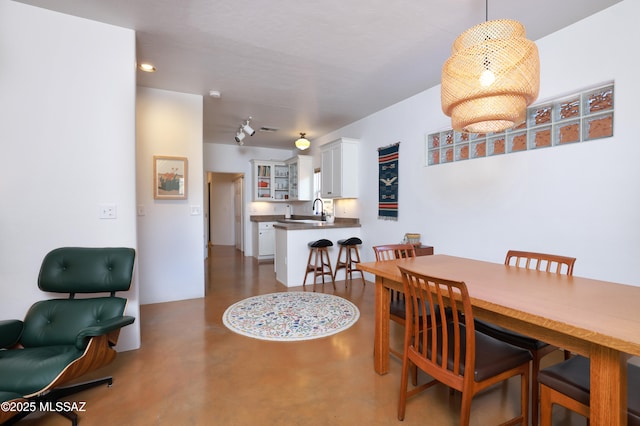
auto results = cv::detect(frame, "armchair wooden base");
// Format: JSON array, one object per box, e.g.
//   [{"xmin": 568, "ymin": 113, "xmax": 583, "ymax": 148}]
[{"xmin": 2, "ymin": 335, "xmax": 119, "ymax": 426}]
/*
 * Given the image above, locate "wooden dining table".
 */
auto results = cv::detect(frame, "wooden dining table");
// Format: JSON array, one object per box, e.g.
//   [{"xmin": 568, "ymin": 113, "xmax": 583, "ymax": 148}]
[{"xmin": 357, "ymin": 254, "xmax": 640, "ymax": 426}]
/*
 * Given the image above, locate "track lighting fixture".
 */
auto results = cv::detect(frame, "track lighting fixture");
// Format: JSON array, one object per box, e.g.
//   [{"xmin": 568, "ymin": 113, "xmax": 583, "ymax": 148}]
[
  {"xmin": 242, "ymin": 118, "xmax": 255, "ymax": 136},
  {"xmin": 233, "ymin": 117, "xmax": 254, "ymax": 145},
  {"xmin": 234, "ymin": 128, "xmax": 245, "ymax": 145}
]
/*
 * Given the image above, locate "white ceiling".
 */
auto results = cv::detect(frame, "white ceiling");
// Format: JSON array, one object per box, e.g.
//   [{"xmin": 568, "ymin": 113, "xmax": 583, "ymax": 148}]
[{"xmin": 15, "ymin": 0, "xmax": 621, "ymax": 149}]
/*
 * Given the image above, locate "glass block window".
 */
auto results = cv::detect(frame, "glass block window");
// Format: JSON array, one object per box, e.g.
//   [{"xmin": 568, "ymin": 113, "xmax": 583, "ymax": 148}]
[{"xmin": 426, "ymin": 83, "xmax": 614, "ymax": 166}]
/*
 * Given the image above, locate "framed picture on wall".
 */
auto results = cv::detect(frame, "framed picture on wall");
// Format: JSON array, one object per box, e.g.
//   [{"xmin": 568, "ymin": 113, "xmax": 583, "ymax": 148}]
[{"xmin": 153, "ymin": 155, "xmax": 188, "ymax": 200}]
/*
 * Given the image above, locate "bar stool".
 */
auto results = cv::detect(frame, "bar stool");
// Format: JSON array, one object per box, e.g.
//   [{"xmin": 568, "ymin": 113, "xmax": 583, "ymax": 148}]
[
  {"xmin": 303, "ymin": 239, "xmax": 336, "ymax": 291},
  {"xmin": 333, "ymin": 237, "xmax": 364, "ymax": 285}
]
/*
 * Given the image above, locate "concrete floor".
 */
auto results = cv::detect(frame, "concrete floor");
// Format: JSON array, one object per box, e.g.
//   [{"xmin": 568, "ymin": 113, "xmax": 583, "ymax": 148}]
[{"xmin": 17, "ymin": 246, "xmax": 584, "ymax": 425}]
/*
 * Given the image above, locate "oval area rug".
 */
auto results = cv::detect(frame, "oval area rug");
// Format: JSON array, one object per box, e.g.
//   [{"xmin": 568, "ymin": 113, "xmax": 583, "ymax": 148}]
[{"xmin": 222, "ymin": 291, "xmax": 360, "ymax": 341}]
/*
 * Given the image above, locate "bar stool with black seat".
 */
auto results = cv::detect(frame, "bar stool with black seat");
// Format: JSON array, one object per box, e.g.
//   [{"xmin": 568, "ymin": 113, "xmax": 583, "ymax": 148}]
[
  {"xmin": 333, "ymin": 237, "xmax": 364, "ymax": 285},
  {"xmin": 303, "ymin": 239, "xmax": 336, "ymax": 291}
]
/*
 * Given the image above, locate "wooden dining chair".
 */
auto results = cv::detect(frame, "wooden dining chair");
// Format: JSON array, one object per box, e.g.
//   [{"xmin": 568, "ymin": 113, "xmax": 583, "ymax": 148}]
[
  {"xmin": 538, "ymin": 355, "xmax": 640, "ymax": 425},
  {"xmin": 372, "ymin": 244, "xmax": 416, "ymax": 358},
  {"xmin": 474, "ymin": 249, "xmax": 576, "ymax": 426},
  {"xmin": 397, "ymin": 267, "xmax": 532, "ymax": 425}
]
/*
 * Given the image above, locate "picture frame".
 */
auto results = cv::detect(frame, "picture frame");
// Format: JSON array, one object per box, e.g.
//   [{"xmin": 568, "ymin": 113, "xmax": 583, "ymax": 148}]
[{"xmin": 153, "ymin": 155, "xmax": 188, "ymax": 200}]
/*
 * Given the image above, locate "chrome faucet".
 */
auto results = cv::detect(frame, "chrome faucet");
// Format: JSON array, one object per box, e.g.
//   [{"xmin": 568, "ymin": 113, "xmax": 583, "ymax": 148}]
[{"xmin": 312, "ymin": 198, "xmax": 325, "ymax": 220}]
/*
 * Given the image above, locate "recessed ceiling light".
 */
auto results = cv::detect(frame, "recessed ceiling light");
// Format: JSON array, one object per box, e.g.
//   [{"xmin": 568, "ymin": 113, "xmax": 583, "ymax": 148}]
[{"xmin": 138, "ymin": 63, "xmax": 156, "ymax": 72}]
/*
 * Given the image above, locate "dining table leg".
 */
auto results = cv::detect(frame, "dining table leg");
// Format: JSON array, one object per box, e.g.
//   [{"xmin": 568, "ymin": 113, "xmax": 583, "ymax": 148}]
[
  {"xmin": 374, "ymin": 275, "xmax": 391, "ymax": 375},
  {"xmin": 590, "ymin": 345, "xmax": 627, "ymax": 425}
]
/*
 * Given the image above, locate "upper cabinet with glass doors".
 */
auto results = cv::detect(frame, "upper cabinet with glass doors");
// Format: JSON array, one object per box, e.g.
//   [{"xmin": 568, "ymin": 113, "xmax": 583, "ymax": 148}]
[
  {"xmin": 286, "ymin": 155, "xmax": 313, "ymax": 201},
  {"xmin": 251, "ymin": 157, "xmax": 312, "ymax": 201}
]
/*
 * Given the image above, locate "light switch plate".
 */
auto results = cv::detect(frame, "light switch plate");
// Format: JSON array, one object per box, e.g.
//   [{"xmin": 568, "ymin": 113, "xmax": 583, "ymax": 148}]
[{"xmin": 190, "ymin": 205, "xmax": 201, "ymax": 216}]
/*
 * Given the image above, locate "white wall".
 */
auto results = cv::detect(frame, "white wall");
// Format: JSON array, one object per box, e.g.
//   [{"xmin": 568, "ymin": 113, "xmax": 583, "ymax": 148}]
[
  {"xmin": 136, "ymin": 87, "xmax": 205, "ymax": 304},
  {"xmin": 313, "ymin": 0, "xmax": 640, "ymax": 286},
  {"xmin": 0, "ymin": 1, "xmax": 140, "ymax": 350}
]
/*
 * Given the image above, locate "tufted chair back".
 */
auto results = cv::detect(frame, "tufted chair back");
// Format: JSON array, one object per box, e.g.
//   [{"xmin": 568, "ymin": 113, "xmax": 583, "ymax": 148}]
[
  {"xmin": 20, "ymin": 247, "xmax": 135, "ymax": 349},
  {"xmin": 37, "ymin": 247, "xmax": 135, "ymax": 294}
]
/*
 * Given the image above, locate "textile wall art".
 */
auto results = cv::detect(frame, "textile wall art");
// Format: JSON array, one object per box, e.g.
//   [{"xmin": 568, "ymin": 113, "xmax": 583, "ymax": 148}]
[{"xmin": 378, "ymin": 142, "xmax": 400, "ymax": 220}]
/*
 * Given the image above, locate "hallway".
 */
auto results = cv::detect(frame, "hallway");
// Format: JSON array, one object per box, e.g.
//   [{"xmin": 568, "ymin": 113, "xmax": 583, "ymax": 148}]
[{"xmin": 19, "ymin": 246, "xmax": 580, "ymax": 425}]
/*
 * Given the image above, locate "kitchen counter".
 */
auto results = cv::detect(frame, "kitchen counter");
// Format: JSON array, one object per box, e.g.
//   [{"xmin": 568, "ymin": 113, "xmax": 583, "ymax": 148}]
[
  {"xmin": 273, "ymin": 219, "xmax": 360, "ymax": 230},
  {"xmin": 250, "ymin": 215, "xmax": 285, "ymax": 222},
  {"xmin": 274, "ymin": 219, "xmax": 361, "ymax": 288},
  {"xmin": 250, "ymin": 215, "xmax": 360, "ymax": 230}
]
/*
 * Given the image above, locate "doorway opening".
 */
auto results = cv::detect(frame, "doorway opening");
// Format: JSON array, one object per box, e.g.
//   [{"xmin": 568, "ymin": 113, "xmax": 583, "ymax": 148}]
[{"xmin": 207, "ymin": 172, "xmax": 245, "ymax": 253}]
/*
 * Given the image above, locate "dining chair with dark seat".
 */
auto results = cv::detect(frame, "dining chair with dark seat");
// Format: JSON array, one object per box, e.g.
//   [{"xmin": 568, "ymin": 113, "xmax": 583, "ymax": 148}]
[
  {"xmin": 538, "ymin": 355, "xmax": 640, "ymax": 426},
  {"xmin": 372, "ymin": 244, "xmax": 417, "ymax": 359},
  {"xmin": 397, "ymin": 267, "xmax": 532, "ymax": 425},
  {"xmin": 474, "ymin": 249, "xmax": 576, "ymax": 426}
]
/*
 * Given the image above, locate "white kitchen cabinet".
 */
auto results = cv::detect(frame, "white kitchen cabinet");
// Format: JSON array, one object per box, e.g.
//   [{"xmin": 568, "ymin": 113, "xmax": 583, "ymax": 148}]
[
  {"xmin": 320, "ymin": 138, "xmax": 359, "ymax": 198},
  {"xmin": 286, "ymin": 155, "xmax": 313, "ymax": 201},
  {"xmin": 253, "ymin": 222, "xmax": 276, "ymax": 261},
  {"xmin": 251, "ymin": 160, "xmax": 289, "ymax": 201}
]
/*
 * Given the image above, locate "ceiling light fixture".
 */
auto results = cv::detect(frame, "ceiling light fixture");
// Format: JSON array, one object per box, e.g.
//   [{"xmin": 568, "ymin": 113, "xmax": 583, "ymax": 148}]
[
  {"xmin": 234, "ymin": 128, "xmax": 245, "ymax": 145},
  {"xmin": 242, "ymin": 117, "xmax": 255, "ymax": 136},
  {"xmin": 138, "ymin": 63, "xmax": 157, "ymax": 72},
  {"xmin": 440, "ymin": 0, "xmax": 539, "ymax": 133},
  {"xmin": 295, "ymin": 132, "xmax": 310, "ymax": 150}
]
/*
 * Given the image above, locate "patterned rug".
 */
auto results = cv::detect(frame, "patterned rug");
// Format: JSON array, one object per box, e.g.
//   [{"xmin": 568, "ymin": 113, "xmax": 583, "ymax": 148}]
[{"xmin": 222, "ymin": 292, "xmax": 360, "ymax": 341}]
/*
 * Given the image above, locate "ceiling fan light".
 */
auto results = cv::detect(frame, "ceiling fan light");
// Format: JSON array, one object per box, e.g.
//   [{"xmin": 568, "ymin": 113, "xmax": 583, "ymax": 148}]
[
  {"xmin": 295, "ymin": 133, "xmax": 310, "ymax": 150},
  {"xmin": 441, "ymin": 19, "xmax": 539, "ymax": 133}
]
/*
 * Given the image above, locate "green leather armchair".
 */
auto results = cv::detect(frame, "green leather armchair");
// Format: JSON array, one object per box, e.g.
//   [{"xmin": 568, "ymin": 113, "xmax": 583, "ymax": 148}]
[{"xmin": 0, "ymin": 247, "xmax": 136, "ymax": 425}]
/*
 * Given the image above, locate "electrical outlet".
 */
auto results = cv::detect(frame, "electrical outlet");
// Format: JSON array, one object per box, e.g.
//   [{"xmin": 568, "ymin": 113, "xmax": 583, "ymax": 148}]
[{"xmin": 99, "ymin": 204, "xmax": 117, "ymax": 219}]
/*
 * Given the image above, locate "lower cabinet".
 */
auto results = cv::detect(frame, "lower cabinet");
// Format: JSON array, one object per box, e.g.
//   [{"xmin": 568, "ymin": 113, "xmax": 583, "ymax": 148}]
[{"xmin": 253, "ymin": 222, "xmax": 276, "ymax": 261}]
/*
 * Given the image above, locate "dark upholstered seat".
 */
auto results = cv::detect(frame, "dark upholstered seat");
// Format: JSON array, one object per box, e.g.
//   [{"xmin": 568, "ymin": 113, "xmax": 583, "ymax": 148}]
[
  {"xmin": 308, "ymin": 239, "xmax": 333, "ymax": 248},
  {"xmin": 538, "ymin": 355, "xmax": 640, "ymax": 426},
  {"xmin": 337, "ymin": 237, "xmax": 362, "ymax": 246},
  {"xmin": 0, "ymin": 247, "xmax": 136, "ymax": 425}
]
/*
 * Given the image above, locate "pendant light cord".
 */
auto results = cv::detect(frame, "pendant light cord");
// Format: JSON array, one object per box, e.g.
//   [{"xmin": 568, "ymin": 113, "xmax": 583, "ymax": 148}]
[{"xmin": 485, "ymin": 0, "xmax": 488, "ymax": 22}]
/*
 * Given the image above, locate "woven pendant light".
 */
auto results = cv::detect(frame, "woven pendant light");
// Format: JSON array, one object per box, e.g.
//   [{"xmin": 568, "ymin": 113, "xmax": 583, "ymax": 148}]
[{"xmin": 441, "ymin": 19, "xmax": 539, "ymax": 133}]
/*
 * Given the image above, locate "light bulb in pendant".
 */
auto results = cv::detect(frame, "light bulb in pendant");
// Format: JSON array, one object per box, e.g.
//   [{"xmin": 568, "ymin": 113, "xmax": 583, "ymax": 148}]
[{"xmin": 480, "ymin": 69, "xmax": 496, "ymax": 87}]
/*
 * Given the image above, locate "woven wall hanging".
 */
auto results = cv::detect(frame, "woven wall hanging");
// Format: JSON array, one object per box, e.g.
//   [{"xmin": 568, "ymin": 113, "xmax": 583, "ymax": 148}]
[{"xmin": 378, "ymin": 142, "xmax": 400, "ymax": 220}]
